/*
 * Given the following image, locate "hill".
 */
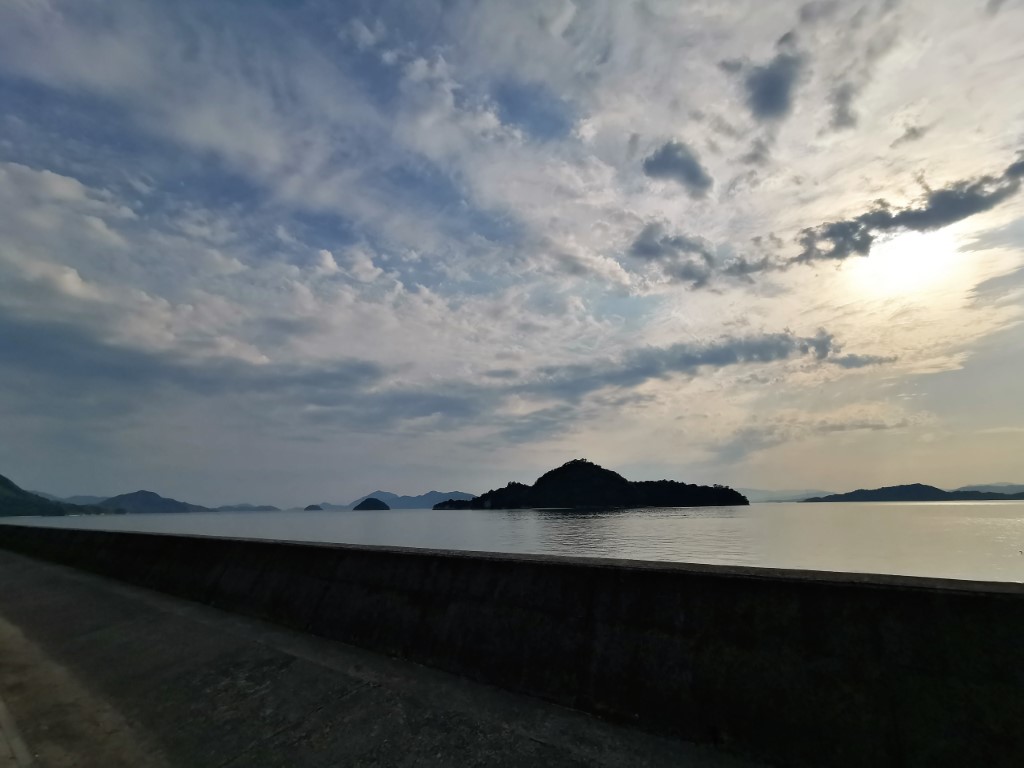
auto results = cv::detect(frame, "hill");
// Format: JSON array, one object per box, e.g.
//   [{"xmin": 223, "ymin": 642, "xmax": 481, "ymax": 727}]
[
  {"xmin": 319, "ymin": 490, "xmax": 475, "ymax": 510},
  {"xmin": 353, "ymin": 497, "xmax": 390, "ymax": 511},
  {"xmin": 435, "ymin": 459, "xmax": 747, "ymax": 510},
  {"xmin": 98, "ymin": 490, "xmax": 210, "ymax": 514},
  {"xmin": 804, "ymin": 484, "xmax": 1024, "ymax": 502},
  {"xmin": 0, "ymin": 474, "xmax": 104, "ymax": 517}
]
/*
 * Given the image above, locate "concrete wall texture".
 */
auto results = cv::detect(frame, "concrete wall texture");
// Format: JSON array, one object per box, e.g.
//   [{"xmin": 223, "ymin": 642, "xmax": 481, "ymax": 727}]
[{"xmin": 0, "ymin": 523, "xmax": 1021, "ymax": 768}]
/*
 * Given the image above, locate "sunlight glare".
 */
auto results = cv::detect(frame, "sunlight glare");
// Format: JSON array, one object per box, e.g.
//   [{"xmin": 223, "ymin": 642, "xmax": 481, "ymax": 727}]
[{"xmin": 843, "ymin": 229, "xmax": 965, "ymax": 301}]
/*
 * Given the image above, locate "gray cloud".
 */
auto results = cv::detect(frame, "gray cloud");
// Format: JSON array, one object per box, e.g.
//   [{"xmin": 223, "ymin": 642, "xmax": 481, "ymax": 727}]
[
  {"xmin": 629, "ymin": 222, "xmax": 714, "ymax": 287},
  {"xmin": 522, "ymin": 329, "xmax": 839, "ymax": 402},
  {"xmin": 890, "ymin": 124, "xmax": 930, "ymax": 148},
  {"xmin": 799, "ymin": 1, "xmax": 841, "ymax": 24},
  {"xmin": 821, "ymin": 11, "xmax": 900, "ymax": 135},
  {"xmin": 717, "ymin": 411, "xmax": 910, "ymax": 462},
  {"xmin": 796, "ymin": 156, "xmax": 1024, "ymax": 262},
  {"xmin": 642, "ymin": 141, "xmax": 714, "ymax": 198},
  {"xmin": 740, "ymin": 137, "xmax": 772, "ymax": 166},
  {"xmin": 828, "ymin": 82, "xmax": 860, "ymax": 130},
  {"xmin": 831, "ymin": 353, "xmax": 898, "ymax": 368},
  {"xmin": 987, "ymin": 0, "xmax": 1009, "ymax": 15},
  {"xmin": 720, "ymin": 255, "xmax": 782, "ymax": 279},
  {"xmin": 740, "ymin": 46, "xmax": 805, "ymax": 122},
  {"xmin": 629, "ymin": 222, "xmax": 790, "ymax": 287}
]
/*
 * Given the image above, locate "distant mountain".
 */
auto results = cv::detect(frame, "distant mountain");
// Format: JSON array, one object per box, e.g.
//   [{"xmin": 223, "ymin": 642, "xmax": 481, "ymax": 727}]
[
  {"xmin": 64, "ymin": 495, "xmax": 109, "ymax": 506},
  {"xmin": 29, "ymin": 492, "xmax": 111, "ymax": 505},
  {"xmin": 956, "ymin": 483, "xmax": 1024, "ymax": 495},
  {"xmin": 304, "ymin": 504, "xmax": 324, "ymax": 511},
  {"xmin": 335, "ymin": 490, "xmax": 476, "ymax": 510},
  {"xmin": 1, "ymin": 474, "xmax": 104, "ymax": 517},
  {"xmin": 436, "ymin": 459, "xmax": 747, "ymax": 510},
  {"xmin": 805, "ymin": 484, "xmax": 1024, "ymax": 502},
  {"xmin": 216, "ymin": 503, "xmax": 280, "ymax": 512},
  {"xmin": 737, "ymin": 488, "xmax": 836, "ymax": 503},
  {"xmin": 29, "ymin": 490, "xmax": 61, "ymax": 501},
  {"xmin": 98, "ymin": 490, "xmax": 210, "ymax": 514}
]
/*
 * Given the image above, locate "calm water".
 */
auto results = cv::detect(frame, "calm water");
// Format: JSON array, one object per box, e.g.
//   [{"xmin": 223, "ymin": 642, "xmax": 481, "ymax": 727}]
[{"xmin": 6, "ymin": 501, "xmax": 1024, "ymax": 582}]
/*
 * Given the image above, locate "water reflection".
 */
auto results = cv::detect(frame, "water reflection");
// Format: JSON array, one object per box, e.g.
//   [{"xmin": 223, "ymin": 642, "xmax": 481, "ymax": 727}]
[{"xmin": 6, "ymin": 501, "xmax": 1024, "ymax": 582}]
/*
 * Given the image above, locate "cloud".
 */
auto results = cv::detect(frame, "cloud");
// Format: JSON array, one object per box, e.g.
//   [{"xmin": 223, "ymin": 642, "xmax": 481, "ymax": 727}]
[
  {"xmin": 828, "ymin": 82, "xmax": 859, "ymax": 130},
  {"xmin": 796, "ymin": 156, "xmax": 1024, "ymax": 262},
  {"xmin": 733, "ymin": 38, "xmax": 805, "ymax": 122},
  {"xmin": 628, "ymin": 222, "xmax": 714, "ymax": 287},
  {"xmin": 831, "ymin": 353, "xmax": 898, "ymax": 368},
  {"xmin": 641, "ymin": 140, "xmax": 714, "ymax": 198},
  {"xmin": 799, "ymin": 1, "xmax": 841, "ymax": 24},
  {"xmin": 987, "ymin": 0, "xmax": 1009, "ymax": 15},
  {"xmin": 890, "ymin": 124, "xmax": 930, "ymax": 148},
  {"xmin": 740, "ymin": 137, "xmax": 772, "ymax": 166},
  {"xmin": 522, "ymin": 329, "xmax": 839, "ymax": 401},
  {"xmin": 716, "ymin": 408, "xmax": 915, "ymax": 462}
]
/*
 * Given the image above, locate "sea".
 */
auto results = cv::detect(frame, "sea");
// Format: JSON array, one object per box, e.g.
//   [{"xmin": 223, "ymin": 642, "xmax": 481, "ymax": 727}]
[{"xmin": 6, "ymin": 501, "xmax": 1024, "ymax": 583}]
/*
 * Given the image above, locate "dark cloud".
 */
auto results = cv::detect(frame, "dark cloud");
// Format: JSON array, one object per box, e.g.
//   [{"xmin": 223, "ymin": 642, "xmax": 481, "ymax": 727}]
[
  {"xmin": 628, "ymin": 223, "xmax": 715, "ymax": 287},
  {"xmin": 831, "ymin": 353, "xmax": 898, "ymax": 368},
  {"xmin": 720, "ymin": 255, "xmax": 781, "ymax": 279},
  {"xmin": 741, "ymin": 49, "xmax": 804, "ymax": 122},
  {"xmin": 890, "ymin": 124, "xmax": 930, "ymax": 148},
  {"xmin": 820, "ymin": 15, "xmax": 899, "ymax": 135},
  {"xmin": 987, "ymin": 0, "xmax": 1008, "ymax": 15},
  {"xmin": 828, "ymin": 82, "xmax": 859, "ymax": 130},
  {"xmin": 740, "ymin": 137, "xmax": 772, "ymax": 166},
  {"xmin": 483, "ymin": 368, "xmax": 520, "ymax": 380},
  {"xmin": 717, "ymin": 411, "xmax": 909, "ymax": 461},
  {"xmin": 629, "ymin": 222, "xmax": 790, "ymax": 287},
  {"xmin": 522, "ymin": 329, "xmax": 838, "ymax": 402},
  {"xmin": 0, "ymin": 307, "xmax": 497, "ymax": 435},
  {"xmin": 796, "ymin": 157, "xmax": 1024, "ymax": 262},
  {"xmin": 642, "ymin": 141, "xmax": 714, "ymax": 198},
  {"xmin": 799, "ymin": 0, "xmax": 840, "ymax": 24}
]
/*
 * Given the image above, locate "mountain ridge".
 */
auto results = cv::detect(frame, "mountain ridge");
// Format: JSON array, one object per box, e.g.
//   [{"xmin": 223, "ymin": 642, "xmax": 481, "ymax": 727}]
[{"xmin": 1, "ymin": 474, "xmax": 103, "ymax": 517}]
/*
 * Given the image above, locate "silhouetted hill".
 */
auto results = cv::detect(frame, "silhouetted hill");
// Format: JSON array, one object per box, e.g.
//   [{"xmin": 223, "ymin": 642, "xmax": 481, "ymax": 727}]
[
  {"xmin": 0, "ymin": 474, "xmax": 105, "ymax": 517},
  {"xmin": 99, "ymin": 490, "xmax": 209, "ymax": 514},
  {"xmin": 353, "ymin": 497, "xmax": 390, "ymax": 511},
  {"xmin": 217, "ymin": 503, "xmax": 281, "ymax": 512},
  {"xmin": 335, "ymin": 490, "xmax": 475, "ymax": 510},
  {"xmin": 804, "ymin": 484, "xmax": 1024, "ymax": 502},
  {"xmin": 435, "ymin": 459, "xmax": 747, "ymax": 510}
]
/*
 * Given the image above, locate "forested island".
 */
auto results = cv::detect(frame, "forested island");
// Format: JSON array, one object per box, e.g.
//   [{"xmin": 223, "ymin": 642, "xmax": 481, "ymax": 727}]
[{"xmin": 433, "ymin": 459, "xmax": 747, "ymax": 510}]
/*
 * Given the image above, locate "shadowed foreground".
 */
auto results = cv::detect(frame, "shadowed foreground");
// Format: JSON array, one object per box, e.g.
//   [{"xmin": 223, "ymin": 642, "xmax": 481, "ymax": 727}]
[{"xmin": 0, "ymin": 548, "xmax": 755, "ymax": 768}]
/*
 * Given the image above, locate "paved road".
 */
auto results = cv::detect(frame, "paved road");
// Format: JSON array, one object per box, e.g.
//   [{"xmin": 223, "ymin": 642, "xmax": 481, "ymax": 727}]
[{"xmin": 0, "ymin": 549, "xmax": 761, "ymax": 768}]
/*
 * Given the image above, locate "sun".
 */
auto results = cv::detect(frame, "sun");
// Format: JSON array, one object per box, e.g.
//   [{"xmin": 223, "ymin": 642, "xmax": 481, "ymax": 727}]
[{"xmin": 843, "ymin": 229, "xmax": 965, "ymax": 301}]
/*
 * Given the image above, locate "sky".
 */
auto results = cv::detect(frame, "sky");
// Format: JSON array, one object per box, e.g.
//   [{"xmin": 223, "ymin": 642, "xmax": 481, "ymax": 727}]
[{"xmin": 1, "ymin": 0, "xmax": 1023, "ymax": 507}]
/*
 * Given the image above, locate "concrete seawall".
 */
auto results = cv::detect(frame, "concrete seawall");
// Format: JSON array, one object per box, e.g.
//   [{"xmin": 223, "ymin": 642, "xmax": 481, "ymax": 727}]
[{"xmin": 0, "ymin": 523, "xmax": 1022, "ymax": 768}]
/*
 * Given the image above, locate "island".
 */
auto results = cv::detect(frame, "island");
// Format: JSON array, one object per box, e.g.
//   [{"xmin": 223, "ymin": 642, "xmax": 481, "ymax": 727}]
[
  {"xmin": 803, "ymin": 483, "xmax": 1024, "ymax": 502},
  {"xmin": 433, "ymin": 459, "xmax": 747, "ymax": 509},
  {"xmin": 0, "ymin": 473, "xmax": 105, "ymax": 517},
  {"xmin": 303, "ymin": 504, "xmax": 324, "ymax": 511},
  {"xmin": 353, "ymin": 497, "xmax": 390, "ymax": 511}
]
